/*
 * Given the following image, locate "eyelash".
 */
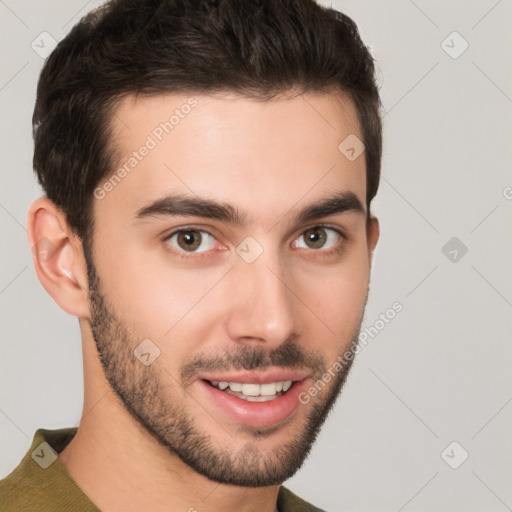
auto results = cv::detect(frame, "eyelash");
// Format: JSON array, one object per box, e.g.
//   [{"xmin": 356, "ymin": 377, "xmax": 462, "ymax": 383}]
[{"xmin": 161, "ymin": 224, "xmax": 347, "ymax": 261}]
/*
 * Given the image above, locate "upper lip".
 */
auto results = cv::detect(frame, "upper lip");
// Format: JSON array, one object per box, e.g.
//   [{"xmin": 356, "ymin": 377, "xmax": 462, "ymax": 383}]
[{"xmin": 198, "ymin": 368, "xmax": 310, "ymax": 385}]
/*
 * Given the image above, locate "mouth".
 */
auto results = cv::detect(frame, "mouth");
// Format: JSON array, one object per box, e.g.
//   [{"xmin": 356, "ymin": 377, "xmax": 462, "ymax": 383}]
[
  {"xmin": 203, "ymin": 379, "xmax": 296, "ymax": 402},
  {"xmin": 195, "ymin": 370, "xmax": 310, "ymax": 429}
]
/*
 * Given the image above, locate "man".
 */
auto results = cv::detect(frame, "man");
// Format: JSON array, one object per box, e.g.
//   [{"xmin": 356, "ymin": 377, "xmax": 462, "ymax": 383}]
[{"xmin": 0, "ymin": 0, "xmax": 381, "ymax": 510}]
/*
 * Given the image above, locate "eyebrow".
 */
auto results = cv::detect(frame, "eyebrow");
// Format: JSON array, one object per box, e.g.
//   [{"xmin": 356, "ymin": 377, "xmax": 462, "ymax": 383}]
[{"xmin": 134, "ymin": 191, "xmax": 365, "ymax": 226}]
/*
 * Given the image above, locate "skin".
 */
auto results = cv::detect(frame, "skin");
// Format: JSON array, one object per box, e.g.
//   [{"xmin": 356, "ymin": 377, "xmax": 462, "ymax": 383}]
[{"xmin": 27, "ymin": 90, "xmax": 379, "ymax": 512}]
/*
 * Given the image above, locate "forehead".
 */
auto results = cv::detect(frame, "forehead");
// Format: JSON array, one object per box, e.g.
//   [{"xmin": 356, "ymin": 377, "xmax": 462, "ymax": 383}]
[{"xmin": 97, "ymin": 90, "xmax": 366, "ymax": 228}]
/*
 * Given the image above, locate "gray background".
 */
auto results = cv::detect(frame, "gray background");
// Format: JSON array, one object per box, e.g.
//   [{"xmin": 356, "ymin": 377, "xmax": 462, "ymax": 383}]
[{"xmin": 1, "ymin": 1, "xmax": 511, "ymax": 511}]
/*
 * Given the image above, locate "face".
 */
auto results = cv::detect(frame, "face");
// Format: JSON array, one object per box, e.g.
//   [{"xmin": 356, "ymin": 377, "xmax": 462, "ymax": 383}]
[{"xmin": 85, "ymin": 90, "xmax": 378, "ymax": 486}]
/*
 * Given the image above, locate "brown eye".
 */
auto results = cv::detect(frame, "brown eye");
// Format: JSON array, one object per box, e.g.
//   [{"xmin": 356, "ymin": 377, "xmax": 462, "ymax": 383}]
[
  {"xmin": 165, "ymin": 229, "xmax": 217, "ymax": 254},
  {"xmin": 177, "ymin": 230, "xmax": 202, "ymax": 251},
  {"xmin": 293, "ymin": 226, "xmax": 343, "ymax": 252},
  {"xmin": 303, "ymin": 227, "xmax": 327, "ymax": 249}
]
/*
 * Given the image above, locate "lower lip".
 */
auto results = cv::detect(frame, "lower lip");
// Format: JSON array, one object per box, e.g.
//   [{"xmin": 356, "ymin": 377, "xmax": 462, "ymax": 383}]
[{"xmin": 196, "ymin": 379, "xmax": 309, "ymax": 429}]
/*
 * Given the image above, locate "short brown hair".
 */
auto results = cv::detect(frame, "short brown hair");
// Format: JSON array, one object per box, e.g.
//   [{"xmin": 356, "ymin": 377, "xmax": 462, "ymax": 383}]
[{"xmin": 32, "ymin": 0, "xmax": 382, "ymax": 249}]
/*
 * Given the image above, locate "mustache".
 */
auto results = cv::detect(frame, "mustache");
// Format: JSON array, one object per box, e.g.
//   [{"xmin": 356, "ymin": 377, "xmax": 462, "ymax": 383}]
[{"xmin": 180, "ymin": 341, "xmax": 326, "ymax": 388}]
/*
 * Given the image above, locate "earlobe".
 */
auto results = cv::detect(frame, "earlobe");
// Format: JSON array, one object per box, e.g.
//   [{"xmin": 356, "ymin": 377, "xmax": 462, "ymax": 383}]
[{"xmin": 27, "ymin": 197, "xmax": 90, "ymax": 318}]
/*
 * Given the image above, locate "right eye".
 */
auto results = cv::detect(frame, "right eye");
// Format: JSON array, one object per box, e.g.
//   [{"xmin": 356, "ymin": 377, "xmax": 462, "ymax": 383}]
[{"xmin": 164, "ymin": 228, "xmax": 218, "ymax": 255}]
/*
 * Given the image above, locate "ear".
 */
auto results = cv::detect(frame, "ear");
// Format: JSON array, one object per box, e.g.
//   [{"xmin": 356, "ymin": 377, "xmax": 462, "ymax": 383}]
[
  {"xmin": 27, "ymin": 197, "xmax": 90, "ymax": 318},
  {"xmin": 366, "ymin": 215, "xmax": 380, "ymax": 261}
]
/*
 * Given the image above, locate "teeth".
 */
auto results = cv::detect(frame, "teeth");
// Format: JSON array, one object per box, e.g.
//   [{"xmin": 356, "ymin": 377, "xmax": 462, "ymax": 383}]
[
  {"xmin": 245, "ymin": 394, "xmax": 277, "ymax": 402},
  {"xmin": 260, "ymin": 383, "xmax": 277, "ymax": 395},
  {"xmin": 209, "ymin": 380, "xmax": 295, "ymax": 397},
  {"xmin": 241, "ymin": 383, "xmax": 260, "ymax": 396}
]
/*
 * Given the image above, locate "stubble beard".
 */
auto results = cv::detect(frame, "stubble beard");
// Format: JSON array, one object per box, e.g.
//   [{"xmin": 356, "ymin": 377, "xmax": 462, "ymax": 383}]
[{"xmin": 84, "ymin": 250, "xmax": 366, "ymax": 487}]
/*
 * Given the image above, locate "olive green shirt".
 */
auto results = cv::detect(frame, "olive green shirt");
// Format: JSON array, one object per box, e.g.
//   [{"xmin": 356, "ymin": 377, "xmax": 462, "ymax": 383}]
[{"xmin": 0, "ymin": 428, "xmax": 325, "ymax": 511}]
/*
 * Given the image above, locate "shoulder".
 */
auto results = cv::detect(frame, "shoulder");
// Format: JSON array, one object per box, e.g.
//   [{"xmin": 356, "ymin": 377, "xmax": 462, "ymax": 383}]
[
  {"xmin": 0, "ymin": 435, "xmax": 56, "ymax": 511},
  {"xmin": 0, "ymin": 427, "xmax": 99, "ymax": 512},
  {"xmin": 0, "ymin": 461, "xmax": 35, "ymax": 511},
  {"xmin": 277, "ymin": 485, "xmax": 328, "ymax": 512}
]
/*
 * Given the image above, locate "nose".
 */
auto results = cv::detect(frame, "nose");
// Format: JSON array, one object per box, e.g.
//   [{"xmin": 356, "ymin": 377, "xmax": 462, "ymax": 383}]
[{"xmin": 224, "ymin": 244, "xmax": 301, "ymax": 349}]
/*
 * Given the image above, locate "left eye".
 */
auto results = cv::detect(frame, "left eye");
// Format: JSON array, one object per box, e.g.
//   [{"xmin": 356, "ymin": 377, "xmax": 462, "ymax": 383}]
[
  {"xmin": 165, "ymin": 229, "xmax": 217, "ymax": 253},
  {"xmin": 293, "ymin": 226, "xmax": 341, "ymax": 250}
]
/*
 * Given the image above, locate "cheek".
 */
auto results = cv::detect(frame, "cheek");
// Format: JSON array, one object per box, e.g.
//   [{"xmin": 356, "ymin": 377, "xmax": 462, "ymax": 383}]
[
  {"xmin": 94, "ymin": 239, "xmax": 228, "ymax": 346},
  {"xmin": 296, "ymin": 255, "xmax": 370, "ymax": 345},
  {"xmin": 311, "ymin": 275, "xmax": 367, "ymax": 324}
]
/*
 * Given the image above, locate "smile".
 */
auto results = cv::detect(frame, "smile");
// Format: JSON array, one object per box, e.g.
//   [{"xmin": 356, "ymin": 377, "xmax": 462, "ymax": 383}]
[
  {"xmin": 205, "ymin": 379, "xmax": 294, "ymax": 402},
  {"xmin": 196, "ymin": 371, "xmax": 311, "ymax": 428}
]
